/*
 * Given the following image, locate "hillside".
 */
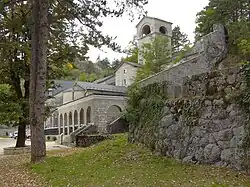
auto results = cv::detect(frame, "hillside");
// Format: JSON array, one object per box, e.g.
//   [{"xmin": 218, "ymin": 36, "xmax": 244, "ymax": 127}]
[{"xmin": 31, "ymin": 134, "xmax": 250, "ymax": 187}]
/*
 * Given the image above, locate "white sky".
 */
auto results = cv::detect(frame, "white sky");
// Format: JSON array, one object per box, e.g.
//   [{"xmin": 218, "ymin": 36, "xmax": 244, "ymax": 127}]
[{"xmin": 87, "ymin": 0, "xmax": 209, "ymax": 62}]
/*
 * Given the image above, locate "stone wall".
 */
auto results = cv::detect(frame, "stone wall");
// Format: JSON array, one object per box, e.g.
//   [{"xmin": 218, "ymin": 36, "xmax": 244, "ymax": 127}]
[
  {"xmin": 139, "ymin": 24, "xmax": 228, "ymax": 88},
  {"xmin": 106, "ymin": 117, "xmax": 129, "ymax": 134},
  {"xmin": 76, "ymin": 135, "xmax": 111, "ymax": 147},
  {"xmin": 129, "ymin": 67, "xmax": 249, "ymax": 170}
]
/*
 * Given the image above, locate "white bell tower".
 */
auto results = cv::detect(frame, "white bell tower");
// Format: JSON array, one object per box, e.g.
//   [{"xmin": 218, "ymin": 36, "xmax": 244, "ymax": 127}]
[{"xmin": 136, "ymin": 16, "xmax": 173, "ymax": 64}]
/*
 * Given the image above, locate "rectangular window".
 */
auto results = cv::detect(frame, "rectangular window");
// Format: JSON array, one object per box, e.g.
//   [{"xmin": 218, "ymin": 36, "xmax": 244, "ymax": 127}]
[
  {"xmin": 123, "ymin": 79, "xmax": 127, "ymax": 86},
  {"xmin": 124, "ymin": 69, "xmax": 127, "ymax": 74}
]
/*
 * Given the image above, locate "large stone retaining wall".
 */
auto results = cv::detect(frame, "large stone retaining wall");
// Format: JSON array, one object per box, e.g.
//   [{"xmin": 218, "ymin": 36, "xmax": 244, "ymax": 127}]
[{"xmin": 129, "ymin": 67, "xmax": 249, "ymax": 170}]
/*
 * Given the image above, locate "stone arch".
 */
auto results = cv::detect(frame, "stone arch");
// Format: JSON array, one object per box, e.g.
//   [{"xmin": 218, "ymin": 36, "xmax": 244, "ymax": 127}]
[
  {"xmin": 141, "ymin": 24, "xmax": 151, "ymax": 36},
  {"xmin": 74, "ymin": 110, "xmax": 78, "ymax": 125},
  {"xmin": 159, "ymin": 26, "xmax": 167, "ymax": 34},
  {"xmin": 86, "ymin": 106, "xmax": 91, "ymax": 124},
  {"xmin": 107, "ymin": 105, "xmax": 122, "ymax": 123}
]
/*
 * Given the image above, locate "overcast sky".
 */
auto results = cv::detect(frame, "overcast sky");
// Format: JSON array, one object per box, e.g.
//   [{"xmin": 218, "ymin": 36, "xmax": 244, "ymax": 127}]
[{"xmin": 87, "ymin": 0, "xmax": 209, "ymax": 62}]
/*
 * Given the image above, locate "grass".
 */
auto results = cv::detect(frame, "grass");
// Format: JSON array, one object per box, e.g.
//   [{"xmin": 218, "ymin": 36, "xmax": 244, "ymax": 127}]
[{"xmin": 31, "ymin": 134, "xmax": 250, "ymax": 187}]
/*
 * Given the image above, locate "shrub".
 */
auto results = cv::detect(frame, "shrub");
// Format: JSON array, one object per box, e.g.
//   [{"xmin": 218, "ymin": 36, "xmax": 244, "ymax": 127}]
[
  {"xmin": 47, "ymin": 136, "xmax": 51, "ymax": 141},
  {"xmin": 52, "ymin": 136, "xmax": 57, "ymax": 141}
]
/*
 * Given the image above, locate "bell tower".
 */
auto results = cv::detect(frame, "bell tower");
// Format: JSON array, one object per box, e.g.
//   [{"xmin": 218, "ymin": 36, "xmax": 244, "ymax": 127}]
[{"xmin": 136, "ymin": 16, "xmax": 173, "ymax": 64}]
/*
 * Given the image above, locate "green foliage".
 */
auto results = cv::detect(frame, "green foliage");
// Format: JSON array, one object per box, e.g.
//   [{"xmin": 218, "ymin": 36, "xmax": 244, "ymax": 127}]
[
  {"xmin": 171, "ymin": 25, "xmax": 190, "ymax": 53},
  {"xmin": 123, "ymin": 40, "xmax": 139, "ymax": 63},
  {"xmin": 172, "ymin": 45, "xmax": 192, "ymax": 64},
  {"xmin": 124, "ymin": 83, "xmax": 167, "ymax": 148},
  {"xmin": 0, "ymin": 84, "xmax": 22, "ymax": 126},
  {"xmin": 0, "ymin": 0, "xmax": 147, "ymax": 131},
  {"xmin": 31, "ymin": 134, "xmax": 250, "ymax": 187},
  {"xmin": 135, "ymin": 35, "xmax": 172, "ymax": 82},
  {"xmin": 195, "ymin": 0, "xmax": 250, "ymax": 59}
]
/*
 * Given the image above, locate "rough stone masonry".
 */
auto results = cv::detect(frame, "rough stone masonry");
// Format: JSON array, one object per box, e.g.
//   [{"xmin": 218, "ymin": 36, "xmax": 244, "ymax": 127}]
[
  {"xmin": 130, "ymin": 67, "xmax": 248, "ymax": 170},
  {"xmin": 129, "ymin": 24, "xmax": 250, "ymax": 170}
]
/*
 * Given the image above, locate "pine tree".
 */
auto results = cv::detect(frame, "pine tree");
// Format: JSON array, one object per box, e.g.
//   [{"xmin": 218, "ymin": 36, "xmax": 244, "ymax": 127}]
[{"xmin": 171, "ymin": 25, "xmax": 190, "ymax": 54}]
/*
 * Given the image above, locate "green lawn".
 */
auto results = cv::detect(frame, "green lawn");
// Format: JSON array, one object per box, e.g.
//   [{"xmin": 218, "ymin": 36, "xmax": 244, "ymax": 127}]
[{"xmin": 31, "ymin": 134, "xmax": 250, "ymax": 187}]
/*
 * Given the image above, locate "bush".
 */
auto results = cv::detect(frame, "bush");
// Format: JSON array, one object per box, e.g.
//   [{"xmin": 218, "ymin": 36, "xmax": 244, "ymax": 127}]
[
  {"xmin": 47, "ymin": 136, "xmax": 50, "ymax": 141},
  {"xmin": 52, "ymin": 136, "xmax": 57, "ymax": 141}
]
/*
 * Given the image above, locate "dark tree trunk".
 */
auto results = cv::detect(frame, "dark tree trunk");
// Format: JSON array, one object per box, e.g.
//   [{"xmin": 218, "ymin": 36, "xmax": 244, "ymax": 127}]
[
  {"xmin": 30, "ymin": 0, "xmax": 49, "ymax": 163},
  {"xmin": 16, "ymin": 123, "xmax": 26, "ymax": 147}
]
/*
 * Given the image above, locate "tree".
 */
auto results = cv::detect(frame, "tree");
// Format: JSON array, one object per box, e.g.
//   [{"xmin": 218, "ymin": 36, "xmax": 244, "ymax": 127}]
[
  {"xmin": 96, "ymin": 57, "xmax": 111, "ymax": 70},
  {"xmin": 195, "ymin": 0, "xmax": 250, "ymax": 59},
  {"xmin": 123, "ymin": 40, "xmax": 139, "ymax": 63},
  {"xmin": 29, "ymin": 0, "xmax": 49, "ymax": 163},
  {"xmin": 136, "ymin": 35, "xmax": 171, "ymax": 81},
  {"xmin": 171, "ymin": 25, "xmax": 190, "ymax": 53},
  {"xmin": 0, "ymin": 0, "xmax": 147, "ymax": 153},
  {"xmin": 0, "ymin": 84, "xmax": 22, "ymax": 126}
]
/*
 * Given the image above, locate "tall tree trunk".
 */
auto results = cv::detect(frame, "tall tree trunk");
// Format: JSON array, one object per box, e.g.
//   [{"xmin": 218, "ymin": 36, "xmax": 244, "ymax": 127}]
[
  {"xmin": 30, "ymin": 0, "xmax": 49, "ymax": 163},
  {"xmin": 16, "ymin": 123, "xmax": 26, "ymax": 147}
]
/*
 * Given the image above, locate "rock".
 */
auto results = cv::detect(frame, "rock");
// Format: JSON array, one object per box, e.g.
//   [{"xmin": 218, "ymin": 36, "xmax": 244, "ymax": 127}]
[
  {"xmin": 217, "ymin": 141, "xmax": 230, "ymax": 149},
  {"xmin": 204, "ymin": 144, "xmax": 221, "ymax": 163},
  {"xmin": 230, "ymin": 136, "xmax": 238, "ymax": 148},
  {"xmin": 226, "ymin": 104, "xmax": 236, "ymax": 113},
  {"xmin": 227, "ymin": 74, "xmax": 236, "ymax": 84},
  {"xmin": 205, "ymin": 100, "xmax": 212, "ymax": 106},
  {"xmin": 233, "ymin": 126, "xmax": 244, "ymax": 137},
  {"xmin": 221, "ymin": 149, "xmax": 233, "ymax": 162},
  {"xmin": 160, "ymin": 115, "xmax": 173, "ymax": 127},
  {"xmin": 200, "ymin": 137, "xmax": 208, "ymax": 147},
  {"xmin": 217, "ymin": 129, "xmax": 233, "ymax": 141},
  {"xmin": 182, "ymin": 156, "xmax": 193, "ymax": 163},
  {"xmin": 213, "ymin": 99, "xmax": 224, "ymax": 106}
]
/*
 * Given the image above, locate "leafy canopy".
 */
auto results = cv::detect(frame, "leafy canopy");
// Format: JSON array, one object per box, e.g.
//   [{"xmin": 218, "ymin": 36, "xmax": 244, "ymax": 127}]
[
  {"xmin": 136, "ymin": 35, "xmax": 171, "ymax": 81},
  {"xmin": 195, "ymin": 0, "xmax": 250, "ymax": 59}
]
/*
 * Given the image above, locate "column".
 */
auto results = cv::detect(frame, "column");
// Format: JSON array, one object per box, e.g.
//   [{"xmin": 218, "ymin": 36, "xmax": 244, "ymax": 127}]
[
  {"xmin": 62, "ymin": 114, "xmax": 65, "ymax": 135},
  {"xmin": 72, "ymin": 112, "xmax": 75, "ymax": 132},
  {"xmin": 84, "ymin": 108, "xmax": 87, "ymax": 125},
  {"xmin": 58, "ymin": 114, "xmax": 61, "ymax": 135},
  {"xmin": 51, "ymin": 114, "xmax": 54, "ymax": 128},
  {"xmin": 67, "ymin": 112, "xmax": 70, "ymax": 135}
]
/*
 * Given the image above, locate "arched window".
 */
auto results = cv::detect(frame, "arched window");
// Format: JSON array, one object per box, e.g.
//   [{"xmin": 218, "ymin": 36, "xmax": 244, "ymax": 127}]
[
  {"xmin": 74, "ymin": 110, "xmax": 78, "ymax": 125},
  {"xmin": 159, "ymin": 26, "xmax": 167, "ymax": 34},
  {"xmin": 86, "ymin": 106, "xmax": 91, "ymax": 124},
  {"xmin": 64, "ymin": 113, "xmax": 67, "ymax": 127},
  {"xmin": 60, "ymin": 114, "xmax": 63, "ymax": 127},
  {"xmin": 80, "ymin": 108, "xmax": 84, "ymax": 125},
  {"xmin": 141, "ymin": 25, "xmax": 151, "ymax": 36},
  {"xmin": 69, "ymin": 112, "xmax": 72, "ymax": 126}
]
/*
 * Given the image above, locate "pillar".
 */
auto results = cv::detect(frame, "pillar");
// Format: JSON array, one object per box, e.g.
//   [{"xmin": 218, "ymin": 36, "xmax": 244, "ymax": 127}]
[
  {"xmin": 72, "ymin": 112, "xmax": 75, "ymax": 132},
  {"xmin": 58, "ymin": 114, "xmax": 61, "ymax": 135},
  {"xmin": 51, "ymin": 114, "xmax": 54, "ymax": 128},
  {"xmin": 67, "ymin": 112, "xmax": 70, "ymax": 135},
  {"xmin": 62, "ymin": 113, "xmax": 65, "ymax": 135}
]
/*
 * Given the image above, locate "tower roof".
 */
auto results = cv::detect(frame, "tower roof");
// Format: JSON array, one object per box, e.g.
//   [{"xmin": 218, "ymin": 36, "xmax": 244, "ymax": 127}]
[{"xmin": 136, "ymin": 16, "xmax": 173, "ymax": 28}]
